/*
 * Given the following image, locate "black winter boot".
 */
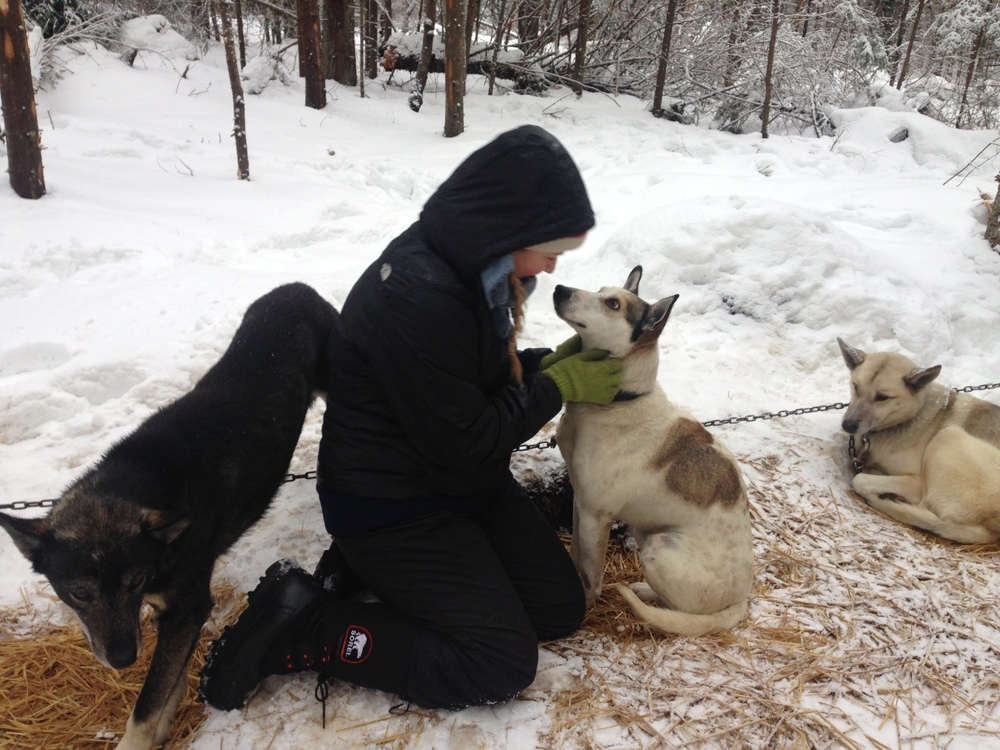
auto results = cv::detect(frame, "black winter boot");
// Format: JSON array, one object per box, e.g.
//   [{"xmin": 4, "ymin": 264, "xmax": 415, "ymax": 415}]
[{"xmin": 199, "ymin": 559, "xmax": 327, "ymax": 711}]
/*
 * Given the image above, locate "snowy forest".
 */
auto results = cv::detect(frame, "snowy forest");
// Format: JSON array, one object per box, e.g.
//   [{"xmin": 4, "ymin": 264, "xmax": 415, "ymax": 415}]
[{"xmin": 14, "ymin": 0, "xmax": 1000, "ymax": 137}]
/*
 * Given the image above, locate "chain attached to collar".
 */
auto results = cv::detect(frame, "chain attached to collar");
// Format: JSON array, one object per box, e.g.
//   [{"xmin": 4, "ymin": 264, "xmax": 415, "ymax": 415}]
[{"xmin": 848, "ymin": 434, "xmax": 870, "ymax": 472}]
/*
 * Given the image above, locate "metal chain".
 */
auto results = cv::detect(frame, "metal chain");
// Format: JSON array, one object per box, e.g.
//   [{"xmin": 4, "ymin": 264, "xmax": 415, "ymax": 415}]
[
  {"xmin": 700, "ymin": 401, "xmax": 850, "ymax": 428},
  {"xmin": 0, "ymin": 499, "xmax": 56, "ymax": 512},
  {"xmin": 283, "ymin": 470, "xmax": 317, "ymax": 484},
  {"xmin": 512, "ymin": 438, "xmax": 557, "ymax": 453},
  {"xmin": 954, "ymin": 382, "xmax": 1000, "ymax": 394},
  {"xmin": 3, "ymin": 382, "xmax": 998, "ymax": 512}
]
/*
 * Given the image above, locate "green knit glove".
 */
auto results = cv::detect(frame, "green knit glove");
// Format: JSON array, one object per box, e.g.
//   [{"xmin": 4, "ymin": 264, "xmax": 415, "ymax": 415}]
[
  {"xmin": 544, "ymin": 349, "xmax": 622, "ymax": 404},
  {"xmin": 539, "ymin": 334, "xmax": 582, "ymax": 371}
]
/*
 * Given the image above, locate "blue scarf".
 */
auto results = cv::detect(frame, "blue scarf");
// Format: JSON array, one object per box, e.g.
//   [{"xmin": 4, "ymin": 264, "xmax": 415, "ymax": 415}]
[{"xmin": 480, "ymin": 254, "xmax": 537, "ymax": 338}]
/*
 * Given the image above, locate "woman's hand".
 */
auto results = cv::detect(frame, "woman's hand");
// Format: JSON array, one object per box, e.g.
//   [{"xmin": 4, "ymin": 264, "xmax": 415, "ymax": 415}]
[
  {"xmin": 539, "ymin": 334, "xmax": 582, "ymax": 370},
  {"xmin": 543, "ymin": 349, "xmax": 622, "ymax": 405}
]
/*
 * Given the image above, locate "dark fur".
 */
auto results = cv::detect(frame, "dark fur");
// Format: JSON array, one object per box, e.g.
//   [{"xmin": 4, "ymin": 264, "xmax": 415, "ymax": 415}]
[{"xmin": 0, "ymin": 282, "xmax": 339, "ymax": 747}]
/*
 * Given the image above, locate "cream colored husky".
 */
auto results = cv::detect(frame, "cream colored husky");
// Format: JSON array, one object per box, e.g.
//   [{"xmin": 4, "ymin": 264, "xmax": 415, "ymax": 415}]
[
  {"xmin": 838, "ymin": 338, "xmax": 1000, "ymax": 544},
  {"xmin": 553, "ymin": 266, "xmax": 753, "ymax": 636}
]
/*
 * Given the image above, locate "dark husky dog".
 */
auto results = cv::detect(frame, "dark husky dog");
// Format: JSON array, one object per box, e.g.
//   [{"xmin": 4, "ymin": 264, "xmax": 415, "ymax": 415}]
[{"xmin": 0, "ymin": 282, "xmax": 338, "ymax": 750}]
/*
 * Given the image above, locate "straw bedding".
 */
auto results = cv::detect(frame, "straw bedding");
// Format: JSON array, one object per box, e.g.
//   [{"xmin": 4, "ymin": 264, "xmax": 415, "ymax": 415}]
[
  {"xmin": 0, "ymin": 586, "xmax": 240, "ymax": 749},
  {"xmin": 2, "ymin": 442, "xmax": 999, "ymax": 748}
]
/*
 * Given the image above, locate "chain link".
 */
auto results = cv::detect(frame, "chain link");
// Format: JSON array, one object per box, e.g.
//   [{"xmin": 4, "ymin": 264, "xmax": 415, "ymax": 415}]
[
  {"xmin": 283, "ymin": 470, "xmax": 318, "ymax": 484},
  {"xmin": 0, "ymin": 499, "xmax": 57, "ymax": 512},
  {"xmin": 512, "ymin": 438, "xmax": 557, "ymax": 453},
  {"xmin": 4, "ymin": 383, "xmax": 998, "ymax": 511}
]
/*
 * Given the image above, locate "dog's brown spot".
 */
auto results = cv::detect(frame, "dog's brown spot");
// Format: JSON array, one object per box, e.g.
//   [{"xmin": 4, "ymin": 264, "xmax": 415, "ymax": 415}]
[
  {"xmin": 665, "ymin": 448, "xmax": 742, "ymax": 508},
  {"xmin": 963, "ymin": 399, "xmax": 1000, "ymax": 447},
  {"xmin": 651, "ymin": 418, "xmax": 713, "ymax": 470},
  {"xmin": 653, "ymin": 419, "xmax": 741, "ymax": 507}
]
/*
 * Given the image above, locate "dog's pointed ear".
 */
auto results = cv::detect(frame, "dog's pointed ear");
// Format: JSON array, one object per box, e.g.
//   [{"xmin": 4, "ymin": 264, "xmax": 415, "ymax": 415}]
[
  {"xmin": 144, "ymin": 512, "xmax": 191, "ymax": 545},
  {"xmin": 642, "ymin": 294, "xmax": 679, "ymax": 337},
  {"xmin": 624, "ymin": 266, "xmax": 643, "ymax": 295},
  {"xmin": 838, "ymin": 338, "xmax": 866, "ymax": 370},
  {"xmin": 904, "ymin": 364, "xmax": 941, "ymax": 392},
  {"xmin": 0, "ymin": 512, "xmax": 52, "ymax": 562}
]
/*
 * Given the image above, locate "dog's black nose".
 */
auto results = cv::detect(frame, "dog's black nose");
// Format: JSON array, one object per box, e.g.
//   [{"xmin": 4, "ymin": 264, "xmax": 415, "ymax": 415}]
[
  {"xmin": 553, "ymin": 285, "xmax": 571, "ymax": 303},
  {"xmin": 842, "ymin": 417, "xmax": 858, "ymax": 434},
  {"xmin": 106, "ymin": 643, "xmax": 139, "ymax": 669}
]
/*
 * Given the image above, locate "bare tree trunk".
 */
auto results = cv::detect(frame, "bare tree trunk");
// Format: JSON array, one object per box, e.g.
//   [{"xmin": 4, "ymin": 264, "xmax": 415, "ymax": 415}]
[
  {"xmin": 209, "ymin": 0, "xmax": 221, "ymax": 41},
  {"xmin": 297, "ymin": 0, "xmax": 326, "ymax": 108},
  {"xmin": 896, "ymin": 0, "xmax": 925, "ymax": 89},
  {"xmin": 888, "ymin": 0, "xmax": 908, "ymax": 86},
  {"xmin": 760, "ymin": 0, "xmax": 780, "ymax": 139},
  {"xmin": 363, "ymin": 0, "xmax": 379, "ymax": 78},
  {"xmin": 409, "ymin": 0, "xmax": 436, "ymax": 112},
  {"xmin": 571, "ymin": 0, "xmax": 590, "ymax": 95},
  {"xmin": 220, "ymin": 1, "xmax": 250, "ymax": 179},
  {"xmin": 443, "ymin": 0, "xmax": 465, "ymax": 136},
  {"xmin": 651, "ymin": 0, "xmax": 679, "ymax": 117},
  {"xmin": 0, "ymin": 0, "xmax": 45, "ymax": 199},
  {"xmin": 488, "ymin": 0, "xmax": 507, "ymax": 95},
  {"xmin": 235, "ymin": 0, "xmax": 247, "ymax": 67},
  {"xmin": 325, "ymin": 0, "xmax": 357, "ymax": 85},
  {"xmin": 359, "ymin": 0, "xmax": 366, "ymax": 96},
  {"xmin": 956, "ymin": 26, "xmax": 985, "ymax": 129}
]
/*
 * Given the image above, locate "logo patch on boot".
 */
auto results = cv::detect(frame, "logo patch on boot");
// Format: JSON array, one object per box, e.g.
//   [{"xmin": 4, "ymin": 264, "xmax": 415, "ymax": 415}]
[{"xmin": 341, "ymin": 625, "xmax": 372, "ymax": 664}]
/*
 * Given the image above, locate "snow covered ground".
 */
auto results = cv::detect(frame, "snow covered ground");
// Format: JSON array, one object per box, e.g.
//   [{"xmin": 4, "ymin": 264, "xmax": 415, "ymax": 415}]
[{"xmin": 2, "ymin": 18, "xmax": 1000, "ymax": 749}]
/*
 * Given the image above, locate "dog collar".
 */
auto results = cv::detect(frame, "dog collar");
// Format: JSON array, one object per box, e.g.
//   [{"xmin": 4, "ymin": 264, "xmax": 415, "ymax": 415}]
[{"xmin": 612, "ymin": 390, "xmax": 645, "ymax": 402}]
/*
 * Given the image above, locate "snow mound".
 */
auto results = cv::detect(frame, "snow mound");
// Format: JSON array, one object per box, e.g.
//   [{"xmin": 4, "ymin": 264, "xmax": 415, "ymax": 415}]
[{"xmin": 120, "ymin": 15, "xmax": 199, "ymax": 61}]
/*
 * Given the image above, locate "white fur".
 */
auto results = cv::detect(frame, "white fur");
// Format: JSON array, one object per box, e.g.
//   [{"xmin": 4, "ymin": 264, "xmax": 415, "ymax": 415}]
[{"xmin": 554, "ymin": 267, "xmax": 753, "ymax": 636}]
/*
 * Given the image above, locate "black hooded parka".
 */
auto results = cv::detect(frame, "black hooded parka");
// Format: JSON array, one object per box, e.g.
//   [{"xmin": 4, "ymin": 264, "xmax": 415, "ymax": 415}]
[{"xmin": 318, "ymin": 126, "xmax": 595, "ymax": 534}]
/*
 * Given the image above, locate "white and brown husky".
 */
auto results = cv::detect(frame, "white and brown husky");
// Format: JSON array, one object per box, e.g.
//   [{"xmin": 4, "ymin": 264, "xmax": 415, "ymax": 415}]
[
  {"xmin": 838, "ymin": 338, "xmax": 1000, "ymax": 544},
  {"xmin": 553, "ymin": 266, "xmax": 753, "ymax": 636}
]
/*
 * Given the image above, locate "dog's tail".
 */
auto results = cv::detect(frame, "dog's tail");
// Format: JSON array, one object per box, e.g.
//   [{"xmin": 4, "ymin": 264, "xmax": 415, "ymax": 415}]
[{"xmin": 613, "ymin": 583, "xmax": 747, "ymax": 637}]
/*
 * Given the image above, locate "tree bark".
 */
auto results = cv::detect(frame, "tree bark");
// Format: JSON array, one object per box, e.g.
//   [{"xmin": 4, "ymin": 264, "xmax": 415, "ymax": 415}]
[
  {"xmin": 896, "ymin": 0, "xmax": 925, "ymax": 89},
  {"xmin": 887, "ymin": 0, "xmax": 908, "ymax": 87},
  {"xmin": 760, "ymin": 0, "xmax": 780, "ymax": 139},
  {"xmin": 219, "ymin": 1, "xmax": 250, "ymax": 179},
  {"xmin": 297, "ymin": 0, "xmax": 326, "ymax": 108},
  {"xmin": 235, "ymin": 0, "xmax": 247, "ymax": 68},
  {"xmin": 409, "ymin": 0, "xmax": 436, "ymax": 112},
  {"xmin": 443, "ymin": 0, "xmax": 465, "ymax": 136},
  {"xmin": 488, "ymin": 0, "xmax": 507, "ymax": 95},
  {"xmin": 571, "ymin": 0, "xmax": 591, "ymax": 95},
  {"xmin": 0, "ymin": 0, "xmax": 45, "ymax": 199},
  {"xmin": 363, "ymin": 0, "xmax": 379, "ymax": 79},
  {"xmin": 651, "ymin": 0, "xmax": 678, "ymax": 117},
  {"xmin": 956, "ymin": 26, "xmax": 985, "ymax": 129},
  {"xmin": 324, "ymin": 0, "xmax": 357, "ymax": 85}
]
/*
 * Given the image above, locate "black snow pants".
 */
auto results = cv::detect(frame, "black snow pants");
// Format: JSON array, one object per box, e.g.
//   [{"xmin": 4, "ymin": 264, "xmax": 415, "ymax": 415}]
[{"xmin": 298, "ymin": 482, "xmax": 586, "ymax": 709}]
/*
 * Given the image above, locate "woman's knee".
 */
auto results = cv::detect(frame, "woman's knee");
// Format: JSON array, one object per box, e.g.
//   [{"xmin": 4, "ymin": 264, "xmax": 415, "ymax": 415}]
[
  {"xmin": 532, "ymin": 578, "xmax": 586, "ymax": 641},
  {"xmin": 408, "ymin": 625, "xmax": 539, "ymax": 708}
]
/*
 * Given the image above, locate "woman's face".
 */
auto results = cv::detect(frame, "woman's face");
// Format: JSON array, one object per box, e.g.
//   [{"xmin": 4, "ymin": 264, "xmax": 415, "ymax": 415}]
[{"xmin": 512, "ymin": 249, "xmax": 559, "ymax": 277}]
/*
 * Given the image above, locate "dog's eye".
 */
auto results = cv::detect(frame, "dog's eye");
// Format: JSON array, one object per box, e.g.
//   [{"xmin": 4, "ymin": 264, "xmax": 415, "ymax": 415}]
[
  {"xmin": 69, "ymin": 587, "xmax": 94, "ymax": 605},
  {"xmin": 605, "ymin": 298, "xmax": 620, "ymax": 311},
  {"xmin": 129, "ymin": 570, "xmax": 149, "ymax": 593},
  {"xmin": 874, "ymin": 393, "xmax": 891, "ymax": 402}
]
